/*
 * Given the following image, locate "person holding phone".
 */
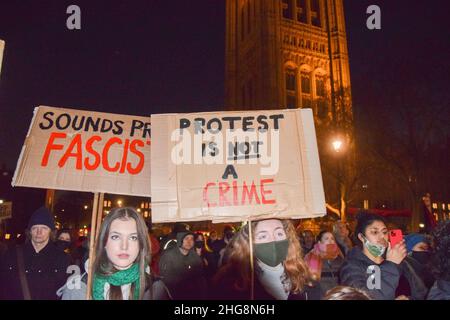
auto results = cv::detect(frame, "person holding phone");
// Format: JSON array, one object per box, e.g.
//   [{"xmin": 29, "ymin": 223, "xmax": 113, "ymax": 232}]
[
  {"xmin": 304, "ymin": 230, "xmax": 345, "ymax": 297},
  {"xmin": 391, "ymin": 230, "xmax": 428, "ymax": 300},
  {"xmin": 339, "ymin": 211, "xmax": 407, "ymax": 300}
]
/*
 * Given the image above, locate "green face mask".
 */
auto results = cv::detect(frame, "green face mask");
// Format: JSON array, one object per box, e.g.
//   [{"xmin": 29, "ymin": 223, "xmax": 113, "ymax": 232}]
[
  {"xmin": 362, "ymin": 235, "xmax": 386, "ymax": 257},
  {"xmin": 254, "ymin": 239, "xmax": 289, "ymax": 267}
]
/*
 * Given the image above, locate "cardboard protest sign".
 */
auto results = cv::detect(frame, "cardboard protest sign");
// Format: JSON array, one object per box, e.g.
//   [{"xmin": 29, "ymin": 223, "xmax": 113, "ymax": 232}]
[
  {"xmin": 12, "ymin": 106, "xmax": 151, "ymax": 196},
  {"xmin": 151, "ymin": 108, "xmax": 325, "ymax": 223}
]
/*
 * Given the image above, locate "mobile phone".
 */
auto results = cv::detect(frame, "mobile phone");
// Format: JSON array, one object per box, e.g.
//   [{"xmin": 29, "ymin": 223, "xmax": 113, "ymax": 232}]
[{"xmin": 389, "ymin": 229, "xmax": 403, "ymax": 248}]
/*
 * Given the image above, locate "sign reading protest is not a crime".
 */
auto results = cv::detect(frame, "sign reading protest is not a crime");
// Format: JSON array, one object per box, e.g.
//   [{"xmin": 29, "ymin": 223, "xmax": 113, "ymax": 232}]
[
  {"xmin": 151, "ymin": 108, "xmax": 325, "ymax": 223},
  {"xmin": 12, "ymin": 106, "xmax": 151, "ymax": 196}
]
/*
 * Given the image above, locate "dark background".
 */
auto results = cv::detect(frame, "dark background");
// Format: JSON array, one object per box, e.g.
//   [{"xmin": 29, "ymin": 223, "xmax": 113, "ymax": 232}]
[
  {"xmin": 0, "ymin": 1, "xmax": 449, "ymax": 232},
  {"xmin": 0, "ymin": 0, "xmax": 449, "ymax": 168}
]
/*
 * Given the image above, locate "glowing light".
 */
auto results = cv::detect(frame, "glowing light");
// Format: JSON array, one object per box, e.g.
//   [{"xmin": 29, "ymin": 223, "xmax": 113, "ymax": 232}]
[{"xmin": 332, "ymin": 140, "xmax": 343, "ymax": 152}]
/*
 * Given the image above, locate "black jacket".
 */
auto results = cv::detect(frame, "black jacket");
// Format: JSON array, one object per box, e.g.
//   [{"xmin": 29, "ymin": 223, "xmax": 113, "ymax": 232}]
[
  {"xmin": 427, "ymin": 280, "xmax": 450, "ymax": 300},
  {"xmin": 339, "ymin": 247, "xmax": 400, "ymax": 300},
  {"xmin": 158, "ymin": 245, "xmax": 207, "ymax": 300},
  {"xmin": 0, "ymin": 241, "xmax": 70, "ymax": 300},
  {"xmin": 212, "ymin": 272, "xmax": 321, "ymax": 300},
  {"xmin": 395, "ymin": 256, "xmax": 428, "ymax": 300}
]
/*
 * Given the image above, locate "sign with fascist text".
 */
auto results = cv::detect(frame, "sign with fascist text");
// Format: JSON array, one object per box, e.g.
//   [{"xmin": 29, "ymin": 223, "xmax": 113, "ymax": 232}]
[{"xmin": 12, "ymin": 106, "xmax": 151, "ymax": 196}]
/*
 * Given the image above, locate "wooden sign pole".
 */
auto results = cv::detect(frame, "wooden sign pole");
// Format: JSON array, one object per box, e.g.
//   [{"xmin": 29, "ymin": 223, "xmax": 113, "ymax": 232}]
[
  {"xmin": 86, "ymin": 193, "xmax": 100, "ymax": 300},
  {"xmin": 248, "ymin": 220, "xmax": 255, "ymax": 300}
]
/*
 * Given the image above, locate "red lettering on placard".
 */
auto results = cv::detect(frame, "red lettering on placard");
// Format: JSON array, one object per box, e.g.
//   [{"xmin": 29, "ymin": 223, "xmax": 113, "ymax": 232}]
[
  {"xmin": 84, "ymin": 136, "xmax": 102, "ymax": 170},
  {"xmin": 203, "ymin": 183, "xmax": 217, "ymax": 208},
  {"xmin": 58, "ymin": 134, "xmax": 83, "ymax": 169},
  {"xmin": 40, "ymin": 133, "xmax": 147, "ymax": 175},
  {"xmin": 41, "ymin": 132, "xmax": 66, "ymax": 166},
  {"xmin": 202, "ymin": 179, "xmax": 276, "ymax": 207},
  {"xmin": 261, "ymin": 179, "xmax": 276, "ymax": 204},
  {"xmin": 241, "ymin": 181, "xmax": 260, "ymax": 205}
]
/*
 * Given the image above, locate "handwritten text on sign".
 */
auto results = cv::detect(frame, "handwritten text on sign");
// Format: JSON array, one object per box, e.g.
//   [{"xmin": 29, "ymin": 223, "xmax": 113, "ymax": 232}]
[
  {"xmin": 151, "ymin": 109, "xmax": 326, "ymax": 223},
  {"xmin": 13, "ymin": 106, "xmax": 151, "ymax": 196}
]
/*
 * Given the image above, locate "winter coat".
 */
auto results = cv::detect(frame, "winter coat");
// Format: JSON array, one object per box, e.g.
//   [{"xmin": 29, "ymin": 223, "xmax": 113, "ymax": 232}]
[
  {"xmin": 0, "ymin": 241, "xmax": 70, "ymax": 300},
  {"xmin": 212, "ymin": 272, "xmax": 321, "ymax": 300},
  {"xmin": 158, "ymin": 244, "xmax": 207, "ymax": 300},
  {"xmin": 318, "ymin": 256, "xmax": 345, "ymax": 297},
  {"xmin": 56, "ymin": 260, "xmax": 152, "ymax": 300},
  {"xmin": 339, "ymin": 247, "xmax": 400, "ymax": 300},
  {"xmin": 395, "ymin": 256, "xmax": 428, "ymax": 300},
  {"xmin": 427, "ymin": 280, "xmax": 450, "ymax": 300}
]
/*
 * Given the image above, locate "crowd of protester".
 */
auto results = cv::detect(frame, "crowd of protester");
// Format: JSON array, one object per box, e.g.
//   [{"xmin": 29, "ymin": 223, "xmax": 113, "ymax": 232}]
[{"xmin": 0, "ymin": 206, "xmax": 449, "ymax": 300}]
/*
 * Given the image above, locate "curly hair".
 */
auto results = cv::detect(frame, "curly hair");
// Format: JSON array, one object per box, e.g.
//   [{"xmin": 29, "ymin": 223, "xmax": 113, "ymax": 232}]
[
  {"xmin": 431, "ymin": 221, "xmax": 450, "ymax": 281},
  {"xmin": 213, "ymin": 219, "xmax": 313, "ymax": 294}
]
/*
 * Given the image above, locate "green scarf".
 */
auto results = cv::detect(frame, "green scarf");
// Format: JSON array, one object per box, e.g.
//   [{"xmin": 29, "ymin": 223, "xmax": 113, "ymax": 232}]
[{"xmin": 92, "ymin": 264, "xmax": 141, "ymax": 300}]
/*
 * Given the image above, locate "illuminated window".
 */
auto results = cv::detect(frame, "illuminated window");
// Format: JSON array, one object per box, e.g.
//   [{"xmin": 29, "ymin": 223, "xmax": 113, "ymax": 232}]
[
  {"xmin": 286, "ymin": 72, "xmax": 296, "ymax": 91},
  {"xmin": 315, "ymin": 77, "xmax": 325, "ymax": 97},
  {"xmin": 301, "ymin": 72, "xmax": 311, "ymax": 94},
  {"xmin": 310, "ymin": 0, "xmax": 321, "ymax": 27},
  {"xmin": 285, "ymin": 68, "xmax": 297, "ymax": 109},
  {"xmin": 296, "ymin": 0, "xmax": 307, "ymax": 23},
  {"xmin": 282, "ymin": 0, "xmax": 293, "ymax": 19}
]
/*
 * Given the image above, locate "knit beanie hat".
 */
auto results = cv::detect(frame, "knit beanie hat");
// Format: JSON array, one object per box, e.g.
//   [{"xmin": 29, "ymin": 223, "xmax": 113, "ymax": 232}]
[
  {"xmin": 176, "ymin": 231, "xmax": 194, "ymax": 247},
  {"xmin": 28, "ymin": 206, "xmax": 55, "ymax": 230},
  {"xmin": 404, "ymin": 233, "xmax": 426, "ymax": 253}
]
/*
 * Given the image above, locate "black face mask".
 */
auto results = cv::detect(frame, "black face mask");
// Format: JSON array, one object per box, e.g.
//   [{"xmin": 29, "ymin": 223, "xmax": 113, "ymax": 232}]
[
  {"xmin": 411, "ymin": 251, "xmax": 431, "ymax": 265},
  {"xmin": 224, "ymin": 231, "xmax": 234, "ymax": 241},
  {"xmin": 195, "ymin": 241, "xmax": 204, "ymax": 249},
  {"xmin": 56, "ymin": 240, "xmax": 71, "ymax": 251}
]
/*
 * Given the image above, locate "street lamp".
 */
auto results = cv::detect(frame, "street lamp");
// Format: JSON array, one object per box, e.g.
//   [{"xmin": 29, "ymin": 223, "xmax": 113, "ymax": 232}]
[
  {"xmin": 117, "ymin": 200, "xmax": 123, "ymax": 207},
  {"xmin": 331, "ymin": 138, "xmax": 346, "ymax": 221},
  {"xmin": 84, "ymin": 205, "xmax": 88, "ymax": 210},
  {"xmin": 332, "ymin": 139, "xmax": 343, "ymax": 152},
  {"xmin": 0, "ymin": 199, "xmax": 4, "ymax": 204}
]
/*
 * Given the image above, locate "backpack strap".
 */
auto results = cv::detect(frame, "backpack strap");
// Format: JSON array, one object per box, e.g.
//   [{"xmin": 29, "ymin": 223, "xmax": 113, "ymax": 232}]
[{"xmin": 16, "ymin": 246, "xmax": 31, "ymax": 300}]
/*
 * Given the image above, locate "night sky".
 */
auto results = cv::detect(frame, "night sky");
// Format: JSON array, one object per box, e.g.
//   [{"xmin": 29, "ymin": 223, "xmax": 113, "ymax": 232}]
[{"xmin": 0, "ymin": 0, "xmax": 449, "ymax": 169}]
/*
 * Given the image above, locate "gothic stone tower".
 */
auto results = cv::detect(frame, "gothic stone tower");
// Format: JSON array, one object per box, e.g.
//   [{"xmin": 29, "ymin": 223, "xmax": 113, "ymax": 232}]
[{"xmin": 225, "ymin": 0, "xmax": 354, "ymax": 216}]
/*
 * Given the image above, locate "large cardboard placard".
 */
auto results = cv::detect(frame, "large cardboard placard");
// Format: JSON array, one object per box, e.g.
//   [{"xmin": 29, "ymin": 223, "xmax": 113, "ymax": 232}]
[
  {"xmin": 151, "ymin": 108, "xmax": 325, "ymax": 223},
  {"xmin": 12, "ymin": 106, "xmax": 151, "ymax": 196}
]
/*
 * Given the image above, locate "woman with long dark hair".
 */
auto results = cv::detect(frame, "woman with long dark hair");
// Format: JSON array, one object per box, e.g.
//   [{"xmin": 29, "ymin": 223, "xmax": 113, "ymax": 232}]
[{"xmin": 57, "ymin": 207, "xmax": 152, "ymax": 300}]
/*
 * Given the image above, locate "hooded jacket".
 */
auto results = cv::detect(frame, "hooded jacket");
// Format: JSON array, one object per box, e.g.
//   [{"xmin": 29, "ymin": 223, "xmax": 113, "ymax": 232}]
[
  {"xmin": 158, "ymin": 232, "xmax": 207, "ymax": 299},
  {"xmin": 339, "ymin": 247, "xmax": 401, "ymax": 300}
]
